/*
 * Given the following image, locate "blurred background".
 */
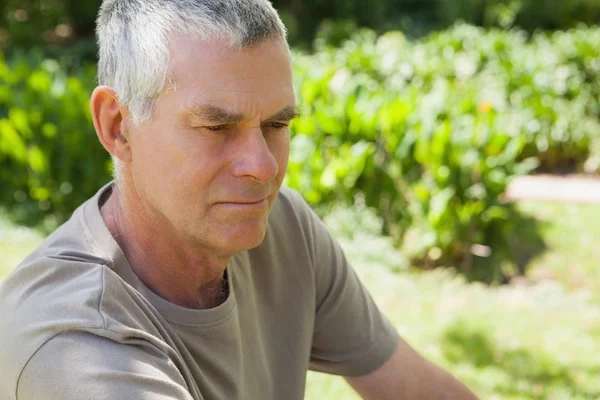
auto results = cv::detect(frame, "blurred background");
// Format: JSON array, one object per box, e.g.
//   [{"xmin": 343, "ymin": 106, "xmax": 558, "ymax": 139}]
[{"xmin": 1, "ymin": 0, "xmax": 600, "ymax": 398}]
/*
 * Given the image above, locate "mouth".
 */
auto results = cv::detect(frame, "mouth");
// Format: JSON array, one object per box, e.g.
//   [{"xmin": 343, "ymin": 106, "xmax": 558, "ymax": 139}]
[
  {"xmin": 216, "ymin": 197, "xmax": 268, "ymax": 205},
  {"xmin": 214, "ymin": 198, "xmax": 270, "ymax": 210}
]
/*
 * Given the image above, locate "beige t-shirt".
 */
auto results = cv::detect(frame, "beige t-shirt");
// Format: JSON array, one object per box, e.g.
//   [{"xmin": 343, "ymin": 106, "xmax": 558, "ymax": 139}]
[{"xmin": 0, "ymin": 183, "xmax": 399, "ymax": 400}]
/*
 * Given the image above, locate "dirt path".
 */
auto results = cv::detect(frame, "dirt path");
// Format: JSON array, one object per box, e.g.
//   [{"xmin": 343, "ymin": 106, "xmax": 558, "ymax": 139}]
[{"xmin": 506, "ymin": 174, "xmax": 600, "ymax": 204}]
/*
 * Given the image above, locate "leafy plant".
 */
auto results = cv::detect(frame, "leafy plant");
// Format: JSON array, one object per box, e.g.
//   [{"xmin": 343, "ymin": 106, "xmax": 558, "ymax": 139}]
[
  {"xmin": 0, "ymin": 50, "xmax": 111, "ymax": 226},
  {"xmin": 288, "ymin": 24, "xmax": 600, "ymax": 280}
]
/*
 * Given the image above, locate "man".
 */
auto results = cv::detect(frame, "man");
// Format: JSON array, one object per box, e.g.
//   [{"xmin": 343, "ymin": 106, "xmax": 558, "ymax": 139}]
[{"xmin": 0, "ymin": 1, "xmax": 478, "ymax": 399}]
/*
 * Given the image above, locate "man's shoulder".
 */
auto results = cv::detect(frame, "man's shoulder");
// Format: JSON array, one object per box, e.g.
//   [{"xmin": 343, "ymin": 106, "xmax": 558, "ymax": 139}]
[
  {"xmin": 255, "ymin": 186, "xmax": 331, "ymax": 270},
  {"xmin": 0, "ymin": 183, "xmax": 140, "ymax": 334},
  {"xmin": 271, "ymin": 186, "xmax": 332, "ymax": 240},
  {"xmin": 0, "ymin": 246, "xmax": 107, "ymax": 395},
  {"xmin": 266, "ymin": 186, "xmax": 314, "ymax": 243},
  {"xmin": 0, "ymin": 252, "xmax": 170, "ymax": 399},
  {"xmin": 0, "ymin": 207, "xmax": 109, "ymax": 324},
  {"xmin": 0, "ymin": 213, "xmax": 162, "ymax": 339},
  {"xmin": 0, "ymin": 253, "xmax": 108, "ymax": 330},
  {"xmin": 275, "ymin": 185, "xmax": 307, "ymax": 208},
  {"xmin": 270, "ymin": 186, "xmax": 314, "ymax": 228},
  {"xmin": 0, "ymin": 209, "xmax": 158, "ymax": 397}
]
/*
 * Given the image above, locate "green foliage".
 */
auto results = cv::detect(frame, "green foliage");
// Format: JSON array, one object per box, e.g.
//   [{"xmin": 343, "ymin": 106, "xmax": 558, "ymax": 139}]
[
  {"xmin": 1, "ymin": 0, "xmax": 68, "ymax": 49},
  {"xmin": 276, "ymin": 0, "xmax": 600, "ymax": 45},
  {"xmin": 0, "ymin": 209, "xmax": 44, "ymax": 278},
  {"xmin": 0, "ymin": 0, "xmax": 102, "ymax": 48},
  {"xmin": 2, "ymin": 0, "xmax": 600, "ymax": 52},
  {"xmin": 497, "ymin": 0, "xmax": 600, "ymax": 30},
  {"xmin": 0, "ymin": 50, "xmax": 111, "ymax": 225},
  {"xmin": 288, "ymin": 24, "xmax": 600, "ymax": 279},
  {"xmin": 281, "ymin": 0, "xmax": 600, "ymax": 45}
]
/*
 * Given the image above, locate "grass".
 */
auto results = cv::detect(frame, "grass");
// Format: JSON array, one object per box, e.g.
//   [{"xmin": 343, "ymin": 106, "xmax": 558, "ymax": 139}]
[
  {"xmin": 517, "ymin": 201, "xmax": 600, "ymax": 298},
  {"xmin": 1, "ymin": 201, "xmax": 599, "ymax": 399},
  {"xmin": 306, "ymin": 202, "xmax": 600, "ymax": 399},
  {"xmin": 0, "ymin": 210, "xmax": 44, "ymax": 279}
]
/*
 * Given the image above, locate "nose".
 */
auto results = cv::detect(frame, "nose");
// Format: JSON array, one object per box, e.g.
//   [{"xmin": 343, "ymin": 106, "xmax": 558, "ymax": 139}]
[{"xmin": 231, "ymin": 127, "xmax": 279, "ymax": 182}]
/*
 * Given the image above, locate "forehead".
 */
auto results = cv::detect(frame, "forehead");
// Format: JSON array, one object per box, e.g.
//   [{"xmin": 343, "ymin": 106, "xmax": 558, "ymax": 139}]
[{"xmin": 167, "ymin": 35, "xmax": 294, "ymax": 116}]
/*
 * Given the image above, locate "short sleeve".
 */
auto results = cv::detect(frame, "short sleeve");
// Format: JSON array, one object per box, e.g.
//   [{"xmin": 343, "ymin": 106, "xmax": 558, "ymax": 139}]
[
  {"xmin": 17, "ymin": 331, "xmax": 194, "ymax": 400},
  {"xmin": 291, "ymin": 192, "xmax": 400, "ymax": 377}
]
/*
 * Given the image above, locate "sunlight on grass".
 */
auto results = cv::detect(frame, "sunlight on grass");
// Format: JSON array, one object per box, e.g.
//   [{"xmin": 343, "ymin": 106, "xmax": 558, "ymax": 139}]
[
  {"xmin": 304, "ymin": 203, "xmax": 600, "ymax": 400},
  {"xmin": 517, "ymin": 201, "xmax": 600, "ymax": 297},
  {"xmin": 306, "ymin": 259, "xmax": 600, "ymax": 399},
  {"xmin": 0, "ymin": 212, "xmax": 44, "ymax": 278}
]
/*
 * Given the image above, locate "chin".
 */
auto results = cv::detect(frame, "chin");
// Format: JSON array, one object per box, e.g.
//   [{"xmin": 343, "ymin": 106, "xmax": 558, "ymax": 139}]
[{"xmin": 213, "ymin": 220, "xmax": 269, "ymax": 254}]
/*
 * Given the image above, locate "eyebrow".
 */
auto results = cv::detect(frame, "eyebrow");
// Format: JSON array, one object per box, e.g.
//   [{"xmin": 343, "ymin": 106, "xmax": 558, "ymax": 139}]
[
  {"xmin": 184, "ymin": 103, "xmax": 301, "ymax": 124},
  {"xmin": 266, "ymin": 105, "xmax": 302, "ymax": 122}
]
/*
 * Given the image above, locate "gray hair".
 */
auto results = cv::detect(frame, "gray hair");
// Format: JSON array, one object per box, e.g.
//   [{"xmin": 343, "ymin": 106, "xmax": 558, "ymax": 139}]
[
  {"xmin": 97, "ymin": 0, "xmax": 288, "ymax": 124},
  {"xmin": 96, "ymin": 0, "xmax": 288, "ymax": 181}
]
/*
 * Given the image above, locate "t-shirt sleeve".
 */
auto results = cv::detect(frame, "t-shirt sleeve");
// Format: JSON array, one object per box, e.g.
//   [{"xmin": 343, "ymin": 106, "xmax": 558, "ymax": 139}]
[
  {"xmin": 17, "ymin": 331, "xmax": 194, "ymax": 400},
  {"xmin": 289, "ymin": 191, "xmax": 399, "ymax": 377}
]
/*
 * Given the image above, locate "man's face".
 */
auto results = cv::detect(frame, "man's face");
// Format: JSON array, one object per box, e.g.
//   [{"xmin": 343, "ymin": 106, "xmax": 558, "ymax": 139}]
[{"xmin": 126, "ymin": 36, "xmax": 295, "ymax": 256}]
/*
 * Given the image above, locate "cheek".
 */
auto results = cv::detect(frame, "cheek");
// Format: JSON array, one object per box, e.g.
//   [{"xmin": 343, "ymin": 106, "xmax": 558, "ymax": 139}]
[
  {"xmin": 270, "ymin": 133, "xmax": 291, "ymax": 174},
  {"xmin": 130, "ymin": 130, "xmax": 202, "ymax": 204},
  {"xmin": 137, "ymin": 128, "xmax": 217, "ymax": 176},
  {"xmin": 130, "ymin": 125, "xmax": 176, "ymax": 170}
]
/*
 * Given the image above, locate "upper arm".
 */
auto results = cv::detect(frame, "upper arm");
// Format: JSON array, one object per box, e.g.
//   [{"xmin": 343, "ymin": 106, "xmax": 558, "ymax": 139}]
[
  {"xmin": 345, "ymin": 339, "xmax": 480, "ymax": 400},
  {"xmin": 345, "ymin": 338, "xmax": 429, "ymax": 399},
  {"xmin": 17, "ymin": 331, "xmax": 194, "ymax": 400},
  {"xmin": 295, "ymin": 193, "xmax": 399, "ymax": 377}
]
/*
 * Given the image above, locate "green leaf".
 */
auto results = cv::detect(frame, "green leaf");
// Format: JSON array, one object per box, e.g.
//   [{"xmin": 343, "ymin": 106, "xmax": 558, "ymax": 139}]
[
  {"xmin": 27, "ymin": 70, "xmax": 52, "ymax": 93},
  {"xmin": 428, "ymin": 187, "xmax": 455, "ymax": 228},
  {"xmin": 0, "ymin": 119, "xmax": 27, "ymax": 163},
  {"xmin": 28, "ymin": 145, "xmax": 48, "ymax": 174},
  {"xmin": 320, "ymin": 164, "xmax": 337, "ymax": 189},
  {"xmin": 9, "ymin": 108, "xmax": 32, "ymax": 138},
  {"xmin": 42, "ymin": 123, "xmax": 59, "ymax": 139}
]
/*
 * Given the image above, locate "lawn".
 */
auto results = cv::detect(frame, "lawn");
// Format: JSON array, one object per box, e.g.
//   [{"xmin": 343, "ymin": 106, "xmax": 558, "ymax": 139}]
[
  {"xmin": 518, "ymin": 202, "xmax": 600, "ymax": 298},
  {"xmin": 305, "ymin": 202, "xmax": 600, "ymax": 400},
  {"xmin": 1, "ymin": 201, "xmax": 599, "ymax": 399},
  {"xmin": 0, "ymin": 211, "xmax": 45, "ymax": 279}
]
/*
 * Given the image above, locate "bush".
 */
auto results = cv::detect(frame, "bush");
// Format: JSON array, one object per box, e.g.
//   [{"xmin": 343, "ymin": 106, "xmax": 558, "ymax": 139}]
[
  {"xmin": 431, "ymin": 0, "xmax": 600, "ymax": 31},
  {"xmin": 0, "ymin": 50, "xmax": 111, "ymax": 226},
  {"xmin": 2, "ymin": 0, "xmax": 600, "ymax": 52},
  {"xmin": 288, "ymin": 24, "xmax": 600, "ymax": 280}
]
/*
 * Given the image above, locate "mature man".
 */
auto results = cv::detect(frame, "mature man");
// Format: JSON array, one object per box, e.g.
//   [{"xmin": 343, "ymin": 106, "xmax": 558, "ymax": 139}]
[{"xmin": 0, "ymin": 1, "xmax": 478, "ymax": 399}]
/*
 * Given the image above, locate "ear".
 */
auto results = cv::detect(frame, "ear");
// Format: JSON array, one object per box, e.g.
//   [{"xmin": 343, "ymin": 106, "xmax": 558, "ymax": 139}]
[{"xmin": 90, "ymin": 86, "xmax": 132, "ymax": 163}]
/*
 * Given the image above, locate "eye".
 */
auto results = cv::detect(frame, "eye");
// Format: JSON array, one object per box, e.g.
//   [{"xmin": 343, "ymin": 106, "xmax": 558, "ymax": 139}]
[
  {"xmin": 265, "ymin": 122, "xmax": 289, "ymax": 130},
  {"xmin": 205, "ymin": 124, "xmax": 227, "ymax": 132}
]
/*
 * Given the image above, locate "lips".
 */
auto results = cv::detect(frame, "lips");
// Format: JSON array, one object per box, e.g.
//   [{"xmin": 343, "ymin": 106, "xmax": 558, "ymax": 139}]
[
  {"xmin": 213, "ymin": 195, "xmax": 270, "ymax": 205},
  {"xmin": 212, "ymin": 186, "xmax": 272, "ymax": 206},
  {"xmin": 218, "ymin": 198, "xmax": 267, "ymax": 205}
]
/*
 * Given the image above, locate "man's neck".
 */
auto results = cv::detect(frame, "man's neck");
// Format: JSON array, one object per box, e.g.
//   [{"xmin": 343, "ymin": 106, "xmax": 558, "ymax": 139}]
[{"xmin": 100, "ymin": 184, "xmax": 230, "ymax": 310}]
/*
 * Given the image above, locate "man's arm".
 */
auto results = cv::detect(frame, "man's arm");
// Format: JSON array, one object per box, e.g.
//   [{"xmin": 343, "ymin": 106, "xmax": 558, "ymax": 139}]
[
  {"xmin": 345, "ymin": 338, "xmax": 479, "ymax": 399},
  {"xmin": 17, "ymin": 331, "xmax": 194, "ymax": 400}
]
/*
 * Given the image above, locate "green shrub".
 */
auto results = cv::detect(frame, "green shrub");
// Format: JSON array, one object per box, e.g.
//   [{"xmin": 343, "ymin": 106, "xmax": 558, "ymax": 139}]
[
  {"xmin": 0, "ymin": 50, "xmax": 111, "ymax": 226},
  {"xmin": 436, "ymin": 0, "xmax": 600, "ymax": 30},
  {"xmin": 3, "ymin": 0, "xmax": 600, "ymax": 53},
  {"xmin": 288, "ymin": 24, "xmax": 600, "ymax": 280}
]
